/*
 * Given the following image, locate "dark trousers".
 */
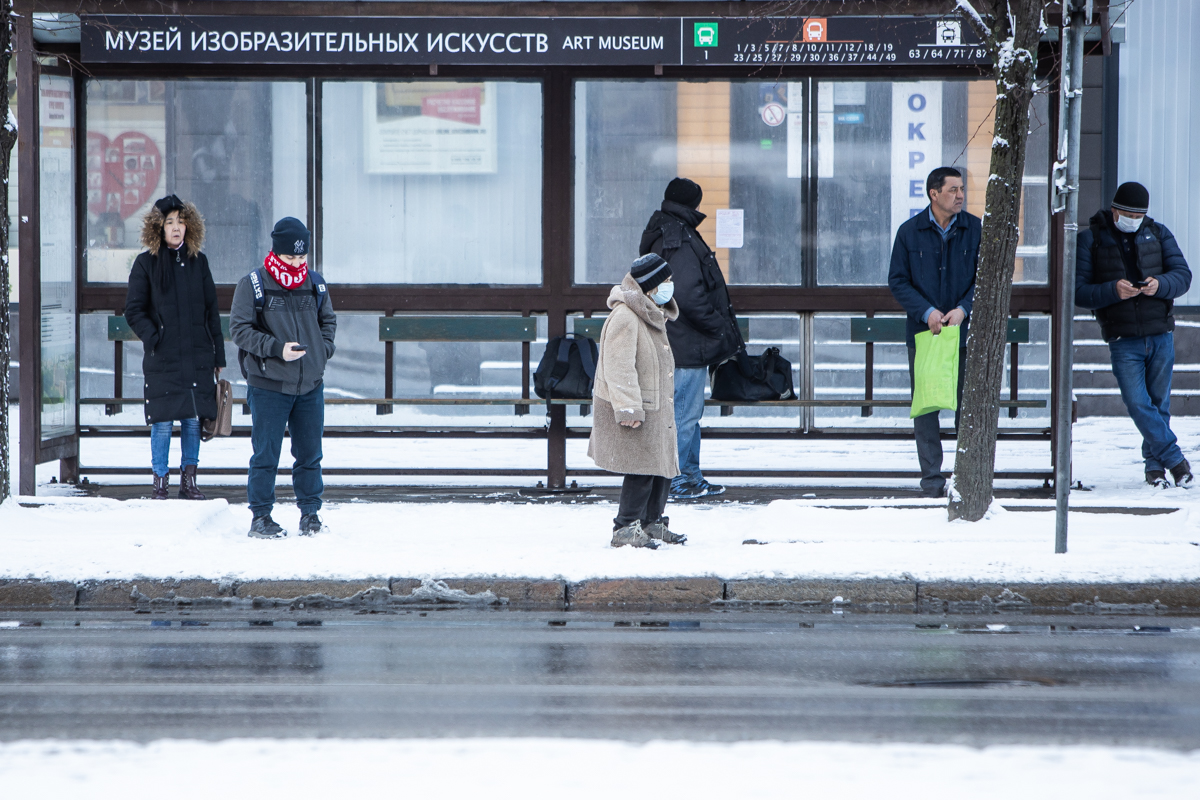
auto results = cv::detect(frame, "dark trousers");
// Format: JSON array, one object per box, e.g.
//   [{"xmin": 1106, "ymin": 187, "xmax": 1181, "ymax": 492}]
[
  {"xmin": 247, "ymin": 383, "xmax": 325, "ymax": 518},
  {"xmin": 614, "ymin": 474, "xmax": 670, "ymax": 530},
  {"xmin": 907, "ymin": 345, "xmax": 966, "ymax": 494}
]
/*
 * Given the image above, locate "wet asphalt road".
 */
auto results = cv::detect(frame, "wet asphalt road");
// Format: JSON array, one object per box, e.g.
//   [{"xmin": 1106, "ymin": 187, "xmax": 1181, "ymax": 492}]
[{"xmin": 2, "ymin": 610, "xmax": 1199, "ymax": 747}]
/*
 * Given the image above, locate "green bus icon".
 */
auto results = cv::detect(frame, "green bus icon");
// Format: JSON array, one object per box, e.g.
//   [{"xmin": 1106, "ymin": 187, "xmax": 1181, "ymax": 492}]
[{"xmin": 694, "ymin": 23, "xmax": 718, "ymax": 47}]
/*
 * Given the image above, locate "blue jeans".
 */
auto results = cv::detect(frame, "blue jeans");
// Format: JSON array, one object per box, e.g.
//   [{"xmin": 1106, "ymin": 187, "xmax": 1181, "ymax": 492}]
[
  {"xmin": 247, "ymin": 383, "xmax": 325, "ymax": 518},
  {"xmin": 150, "ymin": 418, "xmax": 200, "ymax": 478},
  {"xmin": 672, "ymin": 367, "xmax": 708, "ymax": 487},
  {"xmin": 1109, "ymin": 332, "xmax": 1184, "ymax": 472}
]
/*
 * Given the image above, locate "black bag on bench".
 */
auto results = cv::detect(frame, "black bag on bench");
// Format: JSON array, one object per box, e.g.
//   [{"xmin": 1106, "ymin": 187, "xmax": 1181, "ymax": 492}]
[
  {"xmin": 534, "ymin": 334, "xmax": 598, "ymax": 400},
  {"xmin": 709, "ymin": 347, "xmax": 796, "ymax": 402}
]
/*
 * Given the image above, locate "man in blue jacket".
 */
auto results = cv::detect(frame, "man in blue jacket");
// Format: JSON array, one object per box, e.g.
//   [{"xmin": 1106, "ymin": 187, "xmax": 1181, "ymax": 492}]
[
  {"xmin": 1075, "ymin": 182, "xmax": 1193, "ymax": 489},
  {"xmin": 888, "ymin": 167, "xmax": 980, "ymax": 497}
]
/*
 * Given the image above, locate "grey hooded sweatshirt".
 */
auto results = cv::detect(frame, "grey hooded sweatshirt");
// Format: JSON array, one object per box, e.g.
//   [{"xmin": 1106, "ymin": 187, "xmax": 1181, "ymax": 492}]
[{"xmin": 229, "ymin": 268, "xmax": 337, "ymax": 396}]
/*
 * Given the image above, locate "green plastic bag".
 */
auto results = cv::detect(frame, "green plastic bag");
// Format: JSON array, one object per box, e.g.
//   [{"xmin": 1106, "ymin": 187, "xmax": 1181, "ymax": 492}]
[{"xmin": 910, "ymin": 325, "xmax": 960, "ymax": 418}]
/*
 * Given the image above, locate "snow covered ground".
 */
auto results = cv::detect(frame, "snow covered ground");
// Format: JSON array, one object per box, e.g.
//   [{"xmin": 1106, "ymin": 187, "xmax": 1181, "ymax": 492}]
[
  {"xmin": 0, "ymin": 738, "xmax": 1196, "ymax": 798},
  {"xmin": 3, "ymin": 415, "xmax": 1200, "ymax": 583}
]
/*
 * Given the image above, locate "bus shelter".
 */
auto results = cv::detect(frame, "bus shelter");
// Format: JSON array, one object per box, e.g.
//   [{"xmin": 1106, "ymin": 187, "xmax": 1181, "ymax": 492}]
[{"xmin": 15, "ymin": 2, "xmax": 1068, "ymax": 496}]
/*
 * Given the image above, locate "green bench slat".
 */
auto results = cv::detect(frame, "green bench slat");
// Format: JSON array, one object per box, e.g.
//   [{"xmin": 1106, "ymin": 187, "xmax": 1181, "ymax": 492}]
[
  {"xmin": 379, "ymin": 316, "xmax": 537, "ymax": 342},
  {"xmin": 110, "ymin": 315, "xmax": 232, "ymax": 342},
  {"xmin": 574, "ymin": 317, "xmax": 750, "ymax": 341},
  {"xmin": 850, "ymin": 317, "xmax": 1029, "ymax": 344}
]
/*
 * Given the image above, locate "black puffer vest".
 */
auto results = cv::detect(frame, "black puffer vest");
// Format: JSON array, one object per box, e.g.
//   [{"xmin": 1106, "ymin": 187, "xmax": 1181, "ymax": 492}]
[{"xmin": 1088, "ymin": 210, "xmax": 1173, "ymax": 342}]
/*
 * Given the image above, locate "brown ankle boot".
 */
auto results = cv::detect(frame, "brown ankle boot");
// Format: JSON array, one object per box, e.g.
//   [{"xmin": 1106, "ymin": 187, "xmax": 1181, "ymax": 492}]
[
  {"xmin": 152, "ymin": 473, "xmax": 169, "ymax": 500},
  {"xmin": 178, "ymin": 465, "xmax": 207, "ymax": 500}
]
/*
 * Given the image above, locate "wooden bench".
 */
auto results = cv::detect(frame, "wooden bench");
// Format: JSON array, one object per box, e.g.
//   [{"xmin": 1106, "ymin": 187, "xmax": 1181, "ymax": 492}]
[{"xmin": 851, "ymin": 316, "xmax": 1035, "ymax": 418}]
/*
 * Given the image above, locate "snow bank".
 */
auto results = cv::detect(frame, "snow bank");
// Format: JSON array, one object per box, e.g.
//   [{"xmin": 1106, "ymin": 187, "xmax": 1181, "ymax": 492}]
[{"xmin": 0, "ymin": 739, "xmax": 1196, "ymax": 798}]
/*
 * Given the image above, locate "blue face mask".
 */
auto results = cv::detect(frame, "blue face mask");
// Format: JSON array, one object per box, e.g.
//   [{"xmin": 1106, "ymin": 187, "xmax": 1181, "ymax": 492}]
[{"xmin": 651, "ymin": 281, "xmax": 674, "ymax": 306}]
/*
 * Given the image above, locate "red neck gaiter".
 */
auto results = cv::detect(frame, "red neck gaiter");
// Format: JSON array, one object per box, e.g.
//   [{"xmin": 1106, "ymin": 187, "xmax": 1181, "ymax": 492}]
[{"xmin": 264, "ymin": 251, "xmax": 308, "ymax": 290}]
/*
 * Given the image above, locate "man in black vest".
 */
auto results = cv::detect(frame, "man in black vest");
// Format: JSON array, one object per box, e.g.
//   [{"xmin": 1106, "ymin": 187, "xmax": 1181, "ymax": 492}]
[{"xmin": 1075, "ymin": 182, "xmax": 1193, "ymax": 489}]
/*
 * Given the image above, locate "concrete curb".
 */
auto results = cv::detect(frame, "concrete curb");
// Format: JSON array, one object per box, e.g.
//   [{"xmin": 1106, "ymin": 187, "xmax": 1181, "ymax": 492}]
[{"xmin": 2, "ymin": 577, "xmax": 1200, "ymax": 612}]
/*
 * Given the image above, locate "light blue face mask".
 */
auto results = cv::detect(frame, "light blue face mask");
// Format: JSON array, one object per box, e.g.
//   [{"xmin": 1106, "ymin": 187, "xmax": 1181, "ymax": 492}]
[{"xmin": 651, "ymin": 281, "xmax": 675, "ymax": 306}]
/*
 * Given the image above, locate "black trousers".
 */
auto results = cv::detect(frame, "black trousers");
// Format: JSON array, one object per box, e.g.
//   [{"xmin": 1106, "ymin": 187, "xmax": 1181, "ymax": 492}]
[
  {"xmin": 614, "ymin": 474, "xmax": 670, "ymax": 530},
  {"xmin": 907, "ymin": 345, "xmax": 966, "ymax": 494}
]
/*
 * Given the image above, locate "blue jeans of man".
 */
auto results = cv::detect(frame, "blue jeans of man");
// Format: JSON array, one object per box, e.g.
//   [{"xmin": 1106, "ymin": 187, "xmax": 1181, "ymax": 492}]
[
  {"xmin": 247, "ymin": 384, "xmax": 325, "ymax": 518},
  {"xmin": 907, "ymin": 346, "xmax": 966, "ymax": 494},
  {"xmin": 672, "ymin": 367, "xmax": 708, "ymax": 488},
  {"xmin": 150, "ymin": 417, "xmax": 200, "ymax": 478},
  {"xmin": 1109, "ymin": 332, "xmax": 1184, "ymax": 473}
]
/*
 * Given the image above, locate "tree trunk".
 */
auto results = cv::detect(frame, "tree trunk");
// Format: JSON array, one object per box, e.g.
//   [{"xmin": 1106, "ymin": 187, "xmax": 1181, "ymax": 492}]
[
  {"xmin": 948, "ymin": 0, "xmax": 1046, "ymax": 521},
  {"xmin": 0, "ymin": 2, "xmax": 16, "ymax": 502}
]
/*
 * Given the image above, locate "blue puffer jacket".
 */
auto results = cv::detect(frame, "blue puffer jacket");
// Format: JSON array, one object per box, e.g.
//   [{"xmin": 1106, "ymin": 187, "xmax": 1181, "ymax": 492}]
[{"xmin": 887, "ymin": 207, "xmax": 981, "ymax": 347}]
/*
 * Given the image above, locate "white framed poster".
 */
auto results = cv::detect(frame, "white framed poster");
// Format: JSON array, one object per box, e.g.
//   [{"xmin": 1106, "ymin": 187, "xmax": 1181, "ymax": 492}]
[{"xmin": 364, "ymin": 81, "xmax": 498, "ymax": 174}]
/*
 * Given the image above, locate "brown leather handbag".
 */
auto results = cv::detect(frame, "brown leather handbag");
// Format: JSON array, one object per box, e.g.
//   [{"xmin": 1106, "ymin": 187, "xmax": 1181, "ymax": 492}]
[{"xmin": 201, "ymin": 379, "xmax": 233, "ymax": 442}]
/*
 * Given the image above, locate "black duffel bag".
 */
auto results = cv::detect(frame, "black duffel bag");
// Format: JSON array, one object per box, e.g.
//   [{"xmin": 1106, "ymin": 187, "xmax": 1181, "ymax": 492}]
[
  {"xmin": 534, "ymin": 333, "xmax": 599, "ymax": 400},
  {"xmin": 709, "ymin": 347, "xmax": 796, "ymax": 402}
]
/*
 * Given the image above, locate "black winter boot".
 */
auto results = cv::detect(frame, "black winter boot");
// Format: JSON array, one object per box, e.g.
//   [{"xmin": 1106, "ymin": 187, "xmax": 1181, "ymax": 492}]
[
  {"xmin": 1170, "ymin": 459, "xmax": 1193, "ymax": 489},
  {"xmin": 178, "ymin": 465, "xmax": 207, "ymax": 500},
  {"xmin": 151, "ymin": 473, "xmax": 169, "ymax": 500},
  {"xmin": 1146, "ymin": 470, "xmax": 1170, "ymax": 490}
]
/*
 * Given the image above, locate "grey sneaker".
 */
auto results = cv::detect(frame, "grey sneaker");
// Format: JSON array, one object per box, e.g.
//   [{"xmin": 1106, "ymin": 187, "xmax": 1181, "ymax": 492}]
[
  {"xmin": 610, "ymin": 520, "xmax": 658, "ymax": 549},
  {"xmin": 248, "ymin": 515, "xmax": 287, "ymax": 539},
  {"xmin": 1170, "ymin": 459, "xmax": 1194, "ymax": 489},
  {"xmin": 644, "ymin": 517, "xmax": 687, "ymax": 545},
  {"xmin": 299, "ymin": 513, "xmax": 322, "ymax": 536},
  {"xmin": 1147, "ymin": 470, "xmax": 1170, "ymax": 490}
]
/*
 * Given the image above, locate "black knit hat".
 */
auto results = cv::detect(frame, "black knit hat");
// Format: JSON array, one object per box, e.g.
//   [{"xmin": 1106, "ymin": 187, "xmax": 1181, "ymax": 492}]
[
  {"xmin": 154, "ymin": 194, "xmax": 185, "ymax": 216},
  {"xmin": 630, "ymin": 253, "xmax": 672, "ymax": 293},
  {"xmin": 271, "ymin": 217, "xmax": 310, "ymax": 256},
  {"xmin": 1111, "ymin": 182, "xmax": 1150, "ymax": 214},
  {"xmin": 664, "ymin": 177, "xmax": 703, "ymax": 209}
]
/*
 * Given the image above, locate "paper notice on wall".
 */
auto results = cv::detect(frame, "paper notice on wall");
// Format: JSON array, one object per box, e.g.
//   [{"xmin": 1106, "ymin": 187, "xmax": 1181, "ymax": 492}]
[
  {"xmin": 786, "ymin": 81, "xmax": 803, "ymax": 179},
  {"xmin": 715, "ymin": 209, "xmax": 744, "ymax": 248},
  {"xmin": 364, "ymin": 82, "xmax": 498, "ymax": 174},
  {"xmin": 890, "ymin": 82, "xmax": 943, "ymax": 241}
]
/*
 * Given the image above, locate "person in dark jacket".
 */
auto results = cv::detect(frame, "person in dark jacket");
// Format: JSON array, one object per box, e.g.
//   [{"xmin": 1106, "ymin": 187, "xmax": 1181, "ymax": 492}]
[
  {"xmin": 639, "ymin": 178, "xmax": 740, "ymax": 500},
  {"xmin": 230, "ymin": 218, "xmax": 337, "ymax": 539},
  {"xmin": 124, "ymin": 195, "xmax": 225, "ymax": 501},
  {"xmin": 887, "ymin": 167, "xmax": 980, "ymax": 497},
  {"xmin": 1075, "ymin": 182, "xmax": 1193, "ymax": 489}
]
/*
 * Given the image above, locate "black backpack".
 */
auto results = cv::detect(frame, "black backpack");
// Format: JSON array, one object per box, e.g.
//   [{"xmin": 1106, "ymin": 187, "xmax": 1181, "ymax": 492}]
[
  {"xmin": 533, "ymin": 334, "xmax": 598, "ymax": 400},
  {"xmin": 237, "ymin": 268, "xmax": 328, "ymax": 380},
  {"xmin": 709, "ymin": 346, "xmax": 795, "ymax": 402}
]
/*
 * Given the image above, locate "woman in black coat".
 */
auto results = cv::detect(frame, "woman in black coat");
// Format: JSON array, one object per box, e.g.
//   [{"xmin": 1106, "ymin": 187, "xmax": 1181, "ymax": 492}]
[{"xmin": 124, "ymin": 195, "xmax": 225, "ymax": 500}]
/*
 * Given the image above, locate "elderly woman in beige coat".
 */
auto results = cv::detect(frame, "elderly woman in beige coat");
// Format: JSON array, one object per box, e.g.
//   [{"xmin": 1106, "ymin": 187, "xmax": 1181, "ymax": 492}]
[{"xmin": 589, "ymin": 253, "xmax": 687, "ymax": 549}]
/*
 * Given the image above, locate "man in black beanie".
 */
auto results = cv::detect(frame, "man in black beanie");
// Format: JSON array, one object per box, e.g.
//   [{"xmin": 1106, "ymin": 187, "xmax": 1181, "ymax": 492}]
[
  {"xmin": 640, "ymin": 177, "xmax": 742, "ymax": 499},
  {"xmin": 1076, "ymin": 182, "xmax": 1193, "ymax": 489}
]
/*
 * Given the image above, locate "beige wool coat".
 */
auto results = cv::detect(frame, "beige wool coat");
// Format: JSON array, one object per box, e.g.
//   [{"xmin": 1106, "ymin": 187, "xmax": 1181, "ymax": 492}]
[{"xmin": 587, "ymin": 274, "xmax": 681, "ymax": 479}]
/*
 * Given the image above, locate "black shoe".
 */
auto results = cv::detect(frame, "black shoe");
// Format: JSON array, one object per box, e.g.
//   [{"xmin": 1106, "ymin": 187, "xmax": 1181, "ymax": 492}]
[
  {"xmin": 669, "ymin": 481, "xmax": 707, "ymax": 500},
  {"xmin": 299, "ymin": 513, "xmax": 323, "ymax": 536},
  {"xmin": 1147, "ymin": 470, "xmax": 1170, "ymax": 490},
  {"xmin": 696, "ymin": 479, "xmax": 726, "ymax": 497},
  {"xmin": 248, "ymin": 515, "xmax": 287, "ymax": 539},
  {"xmin": 1169, "ymin": 459, "xmax": 1194, "ymax": 489},
  {"xmin": 922, "ymin": 484, "xmax": 947, "ymax": 498}
]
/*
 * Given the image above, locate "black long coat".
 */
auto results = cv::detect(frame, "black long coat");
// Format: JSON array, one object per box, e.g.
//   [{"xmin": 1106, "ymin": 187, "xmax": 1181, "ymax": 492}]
[{"xmin": 124, "ymin": 246, "xmax": 226, "ymax": 424}]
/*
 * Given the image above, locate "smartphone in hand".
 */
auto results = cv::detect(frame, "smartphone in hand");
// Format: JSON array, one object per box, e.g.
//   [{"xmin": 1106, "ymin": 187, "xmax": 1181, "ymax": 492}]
[{"xmin": 292, "ymin": 343, "xmax": 308, "ymax": 352}]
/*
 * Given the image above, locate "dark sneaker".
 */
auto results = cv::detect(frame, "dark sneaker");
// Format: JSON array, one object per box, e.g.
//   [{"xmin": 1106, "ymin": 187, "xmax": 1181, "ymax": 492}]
[
  {"xmin": 1170, "ymin": 459, "xmax": 1194, "ymax": 489},
  {"xmin": 669, "ymin": 481, "xmax": 707, "ymax": 500},
  {"xmin": 298, "ymin": 513, "xmax": 323, "ymax": 536},
  {"xmin": 1146, "ymin": 470, "xmax": 1170, "ymax": 490},
  {"xmin": 644, "ymin": 517, "xmax": 686, "ymax": 545},
  {"xmin": 922, "ymin": 484, "xmax": 948, "ymax": 498},
  {"xmin": 697, "ymin": 479, "xmax": 726, "ymax": 497},
  {"xmin": 248, "ymin": 515, "xmax": 287, "ymax": 539},
  {"xmin": 610, "ymin": 520, "xmax": 658, "ymax": 549}
]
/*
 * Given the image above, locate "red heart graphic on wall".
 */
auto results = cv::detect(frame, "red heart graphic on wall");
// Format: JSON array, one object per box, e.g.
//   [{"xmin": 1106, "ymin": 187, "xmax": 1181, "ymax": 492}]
[{"xmin": 87, "ymin": 131, "xmax": 163, "ymax": 220}]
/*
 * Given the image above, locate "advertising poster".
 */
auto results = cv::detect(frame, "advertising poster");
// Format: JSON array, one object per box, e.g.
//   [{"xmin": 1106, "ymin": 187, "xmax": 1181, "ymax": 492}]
[
  {"xmin": 364, "ymin": 82, "xmax": 498, "ymax": 174},
  {"xmin": 890, "ymin": 82, "xmax": 943, "ymax": 241}
]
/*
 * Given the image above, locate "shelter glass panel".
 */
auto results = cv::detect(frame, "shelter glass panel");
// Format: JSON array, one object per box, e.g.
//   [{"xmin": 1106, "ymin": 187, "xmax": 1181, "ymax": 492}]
[
  {"xmin": 814, "ymin": 80, "xmax": 1051, "ymax": 285},
  {"xmin": 574, "ymin": 80, "xmax": 805, "ymax": 286},
  {"xmin": 321, "ymin": 80, "xmax": 543, "ymax": 284},
  {"xmin": 39, "ymin": 74, "xmax": 76, "ymax": 441},
  {"xmin": 85, "ymin": 80, "xmax": 307, "ymax": 284}
]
